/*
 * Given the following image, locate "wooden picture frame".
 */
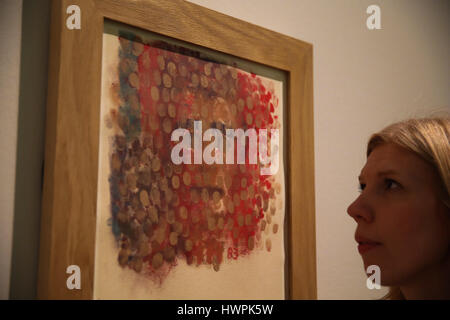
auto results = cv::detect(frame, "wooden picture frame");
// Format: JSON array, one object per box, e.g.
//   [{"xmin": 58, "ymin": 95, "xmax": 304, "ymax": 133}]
[{"xmin": 38, "ymin": 0, "xmax": 315, "ymax": 299}]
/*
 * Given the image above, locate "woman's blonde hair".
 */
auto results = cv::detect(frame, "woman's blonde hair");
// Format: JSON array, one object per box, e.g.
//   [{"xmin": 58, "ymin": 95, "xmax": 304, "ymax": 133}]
[{"xmin": 366, "ymin": 116, "xmax": 450, "ymax": 300}]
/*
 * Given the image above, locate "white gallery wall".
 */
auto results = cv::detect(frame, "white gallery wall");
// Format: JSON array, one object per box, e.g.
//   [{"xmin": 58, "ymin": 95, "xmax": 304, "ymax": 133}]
[
  {"xmin": 1, "ymin": 0, "xmax": 448, "ymax": 299},
  {"xmin": 187, "ymin": 0, "xmax": 449, "ymax": 299}
]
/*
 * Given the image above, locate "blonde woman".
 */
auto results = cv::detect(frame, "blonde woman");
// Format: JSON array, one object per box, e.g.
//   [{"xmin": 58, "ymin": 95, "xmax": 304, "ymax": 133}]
[{"xmin": 347, "ymin": 117, "xmax": 450, "ymax": 299}]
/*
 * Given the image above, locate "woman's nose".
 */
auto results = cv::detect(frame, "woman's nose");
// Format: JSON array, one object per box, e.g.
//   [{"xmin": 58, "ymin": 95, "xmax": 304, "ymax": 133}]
[{"xmin": 347, "ymin": 194, "xmax": 374, "ymax": 223}]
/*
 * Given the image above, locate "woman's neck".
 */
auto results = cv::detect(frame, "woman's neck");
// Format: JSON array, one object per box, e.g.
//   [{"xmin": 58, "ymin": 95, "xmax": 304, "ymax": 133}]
[{"xmin": 400, "ymin": 254, "xmax": 450, "ymax": 299}]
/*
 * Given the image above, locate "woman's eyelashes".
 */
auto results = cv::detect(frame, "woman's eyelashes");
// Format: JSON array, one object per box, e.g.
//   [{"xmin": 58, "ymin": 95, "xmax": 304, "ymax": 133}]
[
  {"xmin": 357, "ymin": 179, "xmax": 400, "ymax": 193},
  {"xmin": 384, "ymin": 178, "xmax": 400, "ymax": 190},
  {"xmin": 358, "ymin": 182, "xmax": 366, "ymax": 193}
]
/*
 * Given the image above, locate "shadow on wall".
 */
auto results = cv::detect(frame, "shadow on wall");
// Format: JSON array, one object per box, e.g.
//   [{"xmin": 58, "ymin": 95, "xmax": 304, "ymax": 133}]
[{"xmin": 10, "ymin": 0, "xmax": 50, "ymax": 299}]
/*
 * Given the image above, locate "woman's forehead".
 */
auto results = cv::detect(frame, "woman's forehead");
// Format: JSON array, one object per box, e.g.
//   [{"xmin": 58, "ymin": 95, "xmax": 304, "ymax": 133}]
[{"xmin": 360, "ymin": 143, "xmax": 434, "ymax": 182}]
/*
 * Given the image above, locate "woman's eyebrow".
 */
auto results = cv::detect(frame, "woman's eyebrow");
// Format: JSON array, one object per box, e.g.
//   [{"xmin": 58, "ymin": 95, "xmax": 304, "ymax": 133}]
[
  {"xmin": 358, "ymin": 169, "xmax": 398, "ymax": 181},
  {"xmin": 377, "ymin": 169, "xmax": 398, "ymax": 177}
]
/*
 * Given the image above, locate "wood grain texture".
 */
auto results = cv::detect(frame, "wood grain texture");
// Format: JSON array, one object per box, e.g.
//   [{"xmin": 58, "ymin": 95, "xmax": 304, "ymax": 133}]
[
  {"xmin": 38, "ymin": 0, "xmax": 316, "ymax": 299},
  {"xmin": 37, "ymin": 0, "xmax": 62, "ymax": 300},
  {"xmin": 288, "ymin": 47, "xmax": 316, "ymax": 299},
  {"xmin": 95, "ymin": 0, "xmax": 311, "ymax": 70},
  {"xmin": 38, "ymin": 0, "xmax": 102, "ymax": 299}
]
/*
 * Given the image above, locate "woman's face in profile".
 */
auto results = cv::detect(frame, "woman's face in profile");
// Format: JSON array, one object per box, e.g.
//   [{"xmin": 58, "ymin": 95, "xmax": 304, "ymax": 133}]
[{"xmin": 347, "ymin": 143, "xmax": 449, "ymax": 286}]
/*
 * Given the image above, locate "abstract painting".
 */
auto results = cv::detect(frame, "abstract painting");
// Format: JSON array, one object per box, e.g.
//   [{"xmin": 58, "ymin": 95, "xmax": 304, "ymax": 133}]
[{"xmin": 94, "ymin": 24, "xmax": 286, "ymax": 299}]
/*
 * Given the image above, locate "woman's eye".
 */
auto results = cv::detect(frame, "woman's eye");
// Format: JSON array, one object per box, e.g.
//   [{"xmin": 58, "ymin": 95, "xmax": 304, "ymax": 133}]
[
  {"xmin": 385, "ymin": 179, "xmax": 399, "ymax": 190},
  {"xmin": 358, "ymin": 183, "xmax": 366, "ymax": 193}
]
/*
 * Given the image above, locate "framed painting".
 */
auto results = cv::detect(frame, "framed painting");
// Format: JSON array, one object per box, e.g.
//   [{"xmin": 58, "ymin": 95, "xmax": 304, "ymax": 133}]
[{"xmin": 38, "ymin": 0, "xmax": 315, "ymax": 299}]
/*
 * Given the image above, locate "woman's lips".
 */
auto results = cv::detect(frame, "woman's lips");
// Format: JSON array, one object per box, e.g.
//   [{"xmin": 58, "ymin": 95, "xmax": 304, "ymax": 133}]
[
  {"xmin": 357, "ymin": 243, "xmax": 381, "ymax": 254},
  {"xmin": 355, "ymin": 235, "xmax": 382, "ymax": 255}
]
